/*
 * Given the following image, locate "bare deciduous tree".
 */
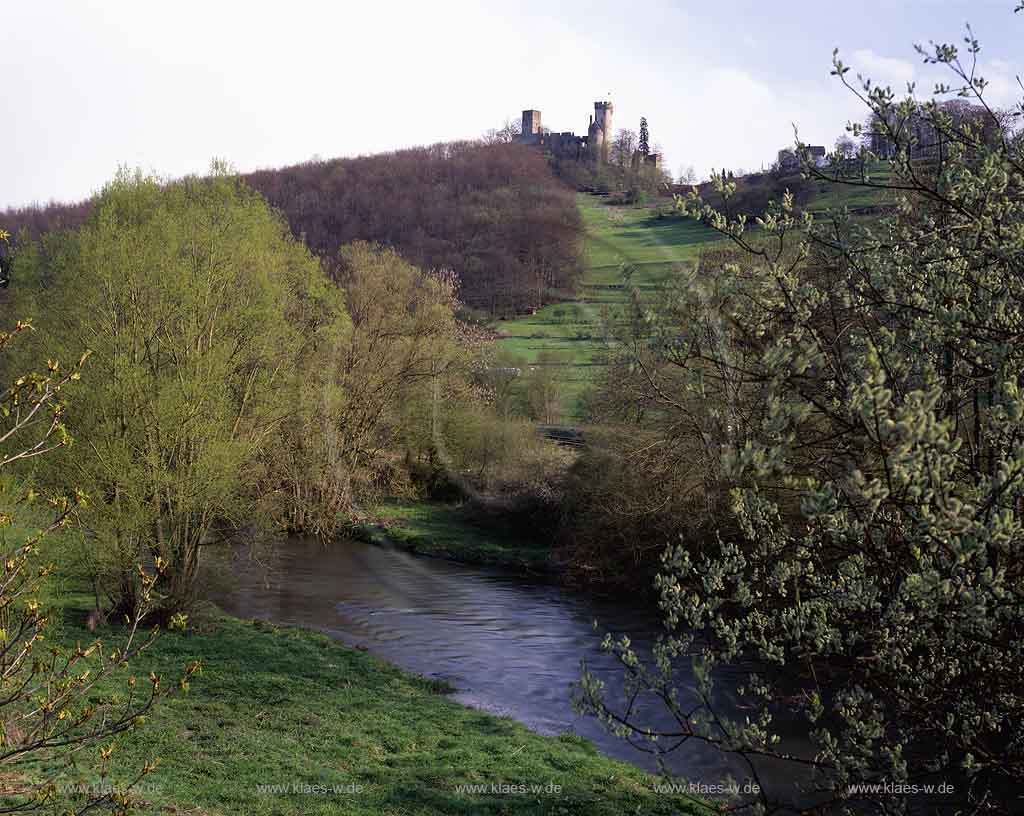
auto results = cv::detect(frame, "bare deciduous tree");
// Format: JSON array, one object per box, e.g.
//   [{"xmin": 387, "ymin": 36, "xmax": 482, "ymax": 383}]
[
  {"xmin": 483, "ymin": 117, "xmax": 522, "ymax": 144},
  {"xmin": 610, "ymin": 129, "xmax": 638, "ymax": 168}
]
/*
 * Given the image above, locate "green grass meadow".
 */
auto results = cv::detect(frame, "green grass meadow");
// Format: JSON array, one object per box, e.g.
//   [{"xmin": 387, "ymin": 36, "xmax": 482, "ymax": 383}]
[
  {"xmin": 804, "ymin": 160, "xmax": 896, "ymax": 214},
  {"xmin": 48, "ymin": 611, "xmax": 704, "ymax": 815},
  {"xmin": 493, "ymin": 194, "xmax": 721, "ymax": 422},
  {"xmin": 493, "ymin": 172, "xmax": 895, "ymax": 423},
  {"xmin": 361, "ymin": 501, "xmax": 553, "ymax": 572}
]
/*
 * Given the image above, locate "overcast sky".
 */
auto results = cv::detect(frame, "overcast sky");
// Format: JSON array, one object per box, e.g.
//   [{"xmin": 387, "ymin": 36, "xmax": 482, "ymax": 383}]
[{"xmin": 2, "ymin": 0, "xmax": 1021, "ymax": 208}]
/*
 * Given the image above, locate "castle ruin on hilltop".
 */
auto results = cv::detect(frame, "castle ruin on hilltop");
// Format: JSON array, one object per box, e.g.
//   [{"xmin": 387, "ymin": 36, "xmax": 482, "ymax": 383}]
[{"xmin": 517, "ymin": 100, "xmax": 661, "ymax": 170}]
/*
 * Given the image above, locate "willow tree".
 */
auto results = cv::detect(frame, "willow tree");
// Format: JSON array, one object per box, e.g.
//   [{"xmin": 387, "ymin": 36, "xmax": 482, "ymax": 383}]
[
  {"xmin": 6, "ymin": 167, "xmax": 344, "ymax": 614},
  {"xmin": 576, "ymin": 19, "xmax": 1024, "ymax": 816},
  {"xmin": 0, "ymin": 304, "xmax": 201, "ymax": 812}
]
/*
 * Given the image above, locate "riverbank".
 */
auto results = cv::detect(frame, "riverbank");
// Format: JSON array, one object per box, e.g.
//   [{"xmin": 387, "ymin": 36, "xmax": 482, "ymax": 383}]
[
  {"xmin": 50, "ymin": 593, "xmax": 705, "ymax": 816},
  {"xmin": 353, "ymin": 500, "xmax": 555, "ymax": 573}
]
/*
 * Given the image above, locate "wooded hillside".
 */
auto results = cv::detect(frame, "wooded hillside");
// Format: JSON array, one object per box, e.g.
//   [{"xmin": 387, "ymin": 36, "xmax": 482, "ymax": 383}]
[
  {"xmin": 245, "ymin": 141, "xmax": 582, "ymax": 316},
  {"xmin": 1, "ymin": 141, "xmax": 583, "ymax": 317}
]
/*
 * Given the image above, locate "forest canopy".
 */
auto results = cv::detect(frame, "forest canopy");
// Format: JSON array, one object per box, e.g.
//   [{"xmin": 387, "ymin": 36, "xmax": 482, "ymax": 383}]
[
  {"xmin": 242, "ymin": 141, "xmax": 582, "ymax": 317},
  {"xmin": 1, "ymin": 141, "xmax": 583, "ymax": 319}
]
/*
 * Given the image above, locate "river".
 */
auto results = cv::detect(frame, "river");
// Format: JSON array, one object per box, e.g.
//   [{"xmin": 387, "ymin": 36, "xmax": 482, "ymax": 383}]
[{"xmin": 218, "ymin": 535, "xmax": 812, "ymax": 798}]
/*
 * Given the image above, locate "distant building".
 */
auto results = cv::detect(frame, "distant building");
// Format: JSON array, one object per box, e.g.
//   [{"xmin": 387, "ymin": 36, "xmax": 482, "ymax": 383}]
[
  {"xmin": 776, "ymin": 149, "xmax": 799, "ymax": 172},
  {"xmin": 588, "ymin": 101, "xmax": 613, "ymax": 163},
  {"xmin": 518, "ymin": 100, "xmax": 615, "ymax": 163},
  {"xmin": 776, "ymin": 145, "xmax": 827, "ymax": 172}
]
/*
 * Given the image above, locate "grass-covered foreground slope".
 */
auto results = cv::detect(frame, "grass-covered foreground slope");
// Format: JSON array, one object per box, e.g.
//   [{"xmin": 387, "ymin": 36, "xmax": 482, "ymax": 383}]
[
  {"xmin": 50, "ymin": 598, "xmax": 704, "ymax": 815},
  {"xmin": 493, "ymin": 194, "xmax": 720, "ymax": 421},
  {"xmin": 2, "ymin": 472, "xmax": 698, "ymax": 814}
]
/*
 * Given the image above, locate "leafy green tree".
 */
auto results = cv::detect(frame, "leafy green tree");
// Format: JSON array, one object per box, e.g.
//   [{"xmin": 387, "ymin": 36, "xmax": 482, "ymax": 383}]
[
  {"xmin": 611, "ymin": 129, "xmax": 638, "ymax": 169},
  {"xmin": 0, "ymin": 308, "xmax": 198, "ymax": 814},
  {"xmin": 6, "ymin": 167, "xmax": 337, "ymax": 614},
  {"xmin": 327, "ymin": 243, "xmax": 464, "ymax": 507},
  {"xmin": 522, "ymin": 351, "xmax": 568, "ymax": 425},
  {"xmin": 575, "ymin": 20, "xmax": 1024, "ymax": 815},
  {"xmin": 473, "ymin": 346, "xmax": 525, "ymax": 421},
  {"xmin": 251, "ymin": 250, "xmax": 351, "ymax": 538}
]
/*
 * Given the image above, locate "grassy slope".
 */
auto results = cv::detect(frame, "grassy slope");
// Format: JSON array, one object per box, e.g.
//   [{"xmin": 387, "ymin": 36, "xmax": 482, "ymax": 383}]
[
  {"xmin": 804, "ymin": 161, "xmax": 896, "ymax": 214},
  {"xmin": 493, "ymin": 194, "xmax": 720, "ymax": 422},
  {"xmin": 50, "ymin": 603, "xmax": 704, "ymax": 816},
  {"xmin": 363, "ymin": 501, "xmax": 552, "ymax": 572},
  {"xmin": 493, "ymin": 170, "xmax": 894, "ymax": 423}
]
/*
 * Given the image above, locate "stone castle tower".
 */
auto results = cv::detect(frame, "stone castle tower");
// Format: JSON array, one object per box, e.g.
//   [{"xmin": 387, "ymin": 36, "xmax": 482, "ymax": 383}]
[
  {"xmin": 516, "ymin": 98, "xmax": 615, "ymax": 163},
  {"xmin": 521, "ymin": 110, "xmax": 542, "ymax": 141},
  {"xmin": 588, "ymin": 100, "xmax": 613, "ymax": 163}
]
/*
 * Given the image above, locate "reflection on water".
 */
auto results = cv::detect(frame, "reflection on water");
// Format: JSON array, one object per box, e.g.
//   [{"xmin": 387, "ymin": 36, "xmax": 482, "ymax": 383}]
[{"xmin": 218, "ymin": 536, "xmax": 809, "ymax": 792}]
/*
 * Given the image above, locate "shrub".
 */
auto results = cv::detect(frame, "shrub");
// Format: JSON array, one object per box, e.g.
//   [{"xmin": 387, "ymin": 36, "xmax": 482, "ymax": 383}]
[
  {"xmin": 576, "ymin": 23, "xmax": 1024, "ymax": 815},
  {"xmin": 4, "ymin": 168, "xmax": 341, "ymax": 614},
  {"xmin": 0, "ymin": 311, "xmax": 197, "ymax": 813}
]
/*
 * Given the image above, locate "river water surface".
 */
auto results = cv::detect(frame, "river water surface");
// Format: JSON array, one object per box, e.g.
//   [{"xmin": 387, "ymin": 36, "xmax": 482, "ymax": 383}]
[{"xmin": 218, "ymin": 536, "xmax": 809, "ymax": 795}]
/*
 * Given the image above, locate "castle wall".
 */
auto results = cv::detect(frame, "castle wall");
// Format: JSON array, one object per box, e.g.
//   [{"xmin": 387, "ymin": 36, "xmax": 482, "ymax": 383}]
[{"xmin": 516, "ymin": 102, "xmax": 615, "ymax": 163}]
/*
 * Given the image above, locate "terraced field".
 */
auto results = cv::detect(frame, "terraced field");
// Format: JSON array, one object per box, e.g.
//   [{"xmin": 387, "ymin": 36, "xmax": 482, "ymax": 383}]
[{"xmin": 493, "ymin": 194, "xmax": 721, "ymax": 421}]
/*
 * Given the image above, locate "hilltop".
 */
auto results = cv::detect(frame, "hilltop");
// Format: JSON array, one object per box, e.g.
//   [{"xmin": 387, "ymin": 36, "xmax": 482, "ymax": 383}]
[{"xmin": 0, "ymin": 142, "xmax": 582, "ymax": 318}]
